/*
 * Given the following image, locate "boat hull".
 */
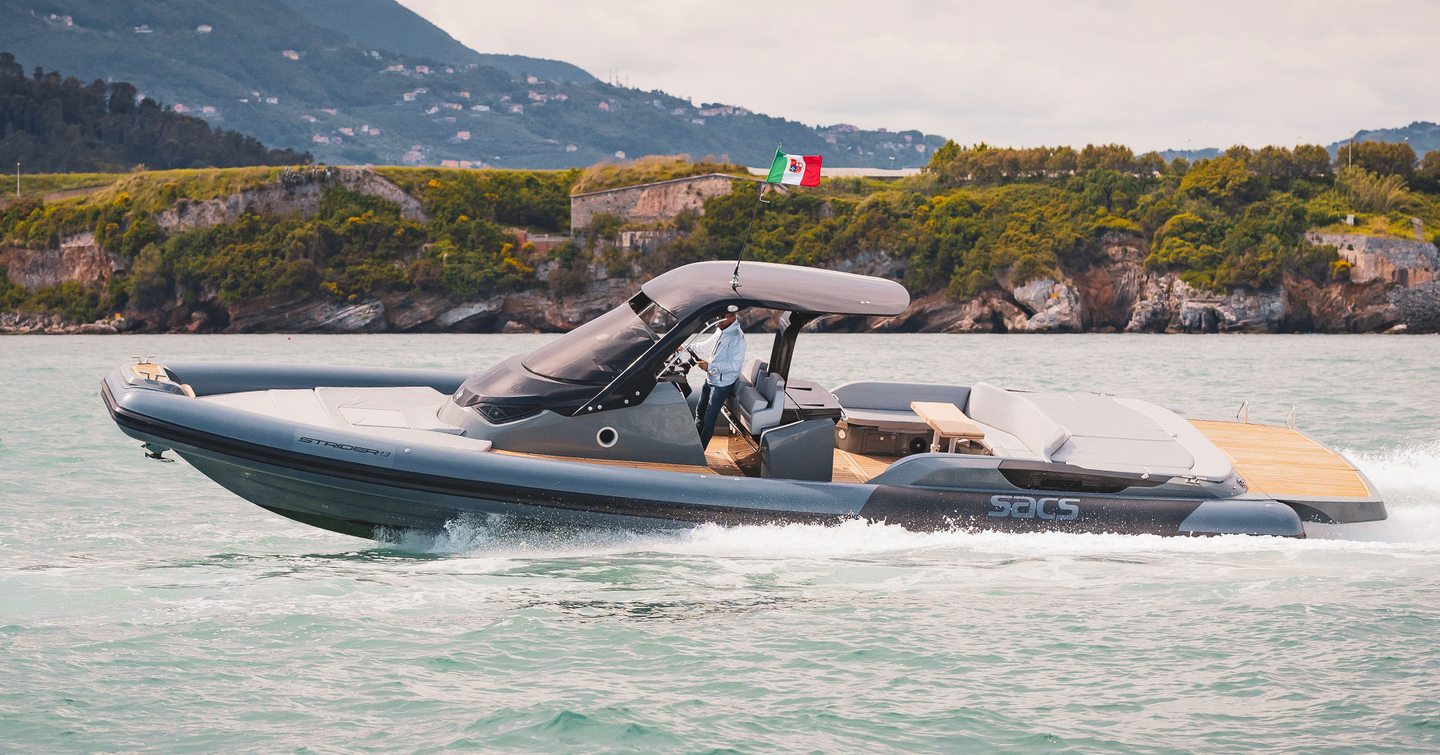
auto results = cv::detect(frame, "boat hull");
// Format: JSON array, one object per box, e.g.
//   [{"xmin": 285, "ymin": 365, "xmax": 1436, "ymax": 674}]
[{"xmin": 102, "ymin": 366, "xmax": 1316, "ymax": 540}]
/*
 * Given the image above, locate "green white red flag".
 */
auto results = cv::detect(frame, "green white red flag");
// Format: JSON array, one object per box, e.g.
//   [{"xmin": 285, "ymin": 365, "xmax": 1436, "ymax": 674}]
[{"xmin": 765, "ymin": 149, "xmax": 822, "ymax": 186}]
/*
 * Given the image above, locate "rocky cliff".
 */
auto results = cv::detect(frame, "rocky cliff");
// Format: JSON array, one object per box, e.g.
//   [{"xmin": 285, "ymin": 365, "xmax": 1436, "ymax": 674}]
[{"xmin": 4, "ymin": 182, "xmax": 1438, "ymax": 335}]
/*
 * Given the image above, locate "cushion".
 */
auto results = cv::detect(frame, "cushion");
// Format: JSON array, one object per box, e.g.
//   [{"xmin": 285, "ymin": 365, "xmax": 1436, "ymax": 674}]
[
  {"xmin": 736, "ymin": 384, "xmax": 766, "ymax": 415},
  {"xmin": 832, "ymin": 382, "xmax": 972, "ymax": 413},
  {"xmin": 841, "ymin": 407, "xmax": 929, "ymax": 430},
  {"xmin": 966, "ymin": 382, "xmax": 1070, "ymax": 459}
]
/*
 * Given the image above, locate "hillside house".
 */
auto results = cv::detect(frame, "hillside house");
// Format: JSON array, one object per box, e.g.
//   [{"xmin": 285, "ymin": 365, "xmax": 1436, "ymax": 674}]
[
  {"xmin": 195, "ymin": 24, "xmax": 212, "ymax": 33},
  {"xmin": 282, "ymin": 50, "xmax": 300, "ymax": 61}
]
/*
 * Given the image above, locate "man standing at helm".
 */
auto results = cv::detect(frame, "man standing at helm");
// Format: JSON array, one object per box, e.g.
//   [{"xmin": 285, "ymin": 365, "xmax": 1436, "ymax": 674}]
[{"xmin": 693, "ymin": 305, "xmax": 745, "ymax": 447}]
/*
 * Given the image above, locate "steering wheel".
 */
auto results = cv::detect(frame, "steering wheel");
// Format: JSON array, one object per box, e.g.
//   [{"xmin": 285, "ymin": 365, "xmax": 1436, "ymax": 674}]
[{"xmin": 661, "ymin": 345, "xmax": 699, "ymax": 377}]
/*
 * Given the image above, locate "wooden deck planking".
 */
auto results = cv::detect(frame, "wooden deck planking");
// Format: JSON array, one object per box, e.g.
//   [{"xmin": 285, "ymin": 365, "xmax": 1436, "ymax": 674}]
[
  {"xmin": 704, "ymin": 437, "xmax": 748, "ymax": 477},
  {"xmin": 1189, "ymin": 419, "xmax": 1371, "ymax": 499},
  {"xmin": 833, "ymin": 448, "xmax": 894, "ymax": 483}
]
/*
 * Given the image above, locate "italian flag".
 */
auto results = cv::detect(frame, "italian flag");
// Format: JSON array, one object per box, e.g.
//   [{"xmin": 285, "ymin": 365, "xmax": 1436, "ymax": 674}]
[{"xmin": 765, "ymin": 149, "xmax": 822, "ymax": 186}]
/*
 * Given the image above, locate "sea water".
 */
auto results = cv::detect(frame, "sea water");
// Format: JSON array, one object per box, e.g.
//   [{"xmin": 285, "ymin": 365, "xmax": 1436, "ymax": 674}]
[{"xmin": 1, "ymin": 333, "xmax": 1438, "ymax": 752}]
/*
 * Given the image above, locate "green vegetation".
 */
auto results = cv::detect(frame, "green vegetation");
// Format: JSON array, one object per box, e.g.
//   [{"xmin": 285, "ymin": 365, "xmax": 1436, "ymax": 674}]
[
  {"xmin": 0, "ymin": 53, "xmax": 308, "ymax": 172},
  {"xmin": 376, "ymin": 167, "xmax": 576, "ymax": 231},
  {"xmin": 8, "ymin": 172, "xmax": 122, "ymax": 201},
  {"xmin": 4, "ymin": 145, "xmax": 1440, "ymax": 325},
  {"xmin": 625, "ymin": 142, "xmax": 1434, "ymax": 296}
]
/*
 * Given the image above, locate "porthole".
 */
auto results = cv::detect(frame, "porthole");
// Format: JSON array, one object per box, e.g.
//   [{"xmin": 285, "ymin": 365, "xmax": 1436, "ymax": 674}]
[{"xmin": 596, "ymin": 427, "xmax": 619, "ymax": 448}]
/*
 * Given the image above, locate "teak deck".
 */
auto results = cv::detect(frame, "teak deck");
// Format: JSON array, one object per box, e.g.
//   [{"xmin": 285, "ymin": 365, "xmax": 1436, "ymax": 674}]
[{"xmin": 1189, "ymin": 419, "xmax": 1372, "ymax": 499}]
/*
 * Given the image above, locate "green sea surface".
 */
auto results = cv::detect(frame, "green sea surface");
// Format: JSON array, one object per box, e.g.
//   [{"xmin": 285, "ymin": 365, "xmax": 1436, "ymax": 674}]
[{"xmin": 2, "ymin": 333, "xmax": 1439, "ymax": 752}]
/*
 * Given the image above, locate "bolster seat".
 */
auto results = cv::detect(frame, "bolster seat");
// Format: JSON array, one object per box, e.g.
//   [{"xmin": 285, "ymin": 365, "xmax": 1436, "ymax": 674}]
[{"xmin": 965, "ymin": 382, "xmax": 1071, "ymax": 460}]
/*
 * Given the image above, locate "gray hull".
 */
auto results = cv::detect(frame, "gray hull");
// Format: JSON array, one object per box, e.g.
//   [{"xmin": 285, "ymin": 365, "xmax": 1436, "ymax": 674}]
[{"xmin": 100, "ymin": 363, "xmax": 1345, "ymax": 540}]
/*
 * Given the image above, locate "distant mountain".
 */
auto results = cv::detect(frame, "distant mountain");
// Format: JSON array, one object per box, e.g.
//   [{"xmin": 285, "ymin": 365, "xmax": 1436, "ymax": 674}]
[
  {"xmin": 1328, "ymin": 121, "xmax": 1440, "ymax": 158},
  {"xmin": 0, "ymin": 0, "xmax": 945, "ymax": 168},
  {"xmin": 275, "ymin": 0, "xmax": 596, "ymax": 84}
]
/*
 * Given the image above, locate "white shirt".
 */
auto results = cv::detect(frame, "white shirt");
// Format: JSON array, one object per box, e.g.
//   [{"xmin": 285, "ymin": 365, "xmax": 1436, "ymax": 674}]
[{"xmin": 696, "ymin": 321, "xmax": 745, "ymax": 386}]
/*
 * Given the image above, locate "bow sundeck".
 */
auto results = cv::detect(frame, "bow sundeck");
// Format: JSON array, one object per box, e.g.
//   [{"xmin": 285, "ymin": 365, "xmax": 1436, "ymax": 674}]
[{"xmin": 101, "ymin": 261, "xmax": 1385, "ymax": 539}]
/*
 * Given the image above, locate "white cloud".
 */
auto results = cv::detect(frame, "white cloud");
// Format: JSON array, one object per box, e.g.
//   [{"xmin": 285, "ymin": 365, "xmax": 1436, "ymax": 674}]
[{"xmin": 399, "ymin": 0, "xmax": 1440, "ymax": 150}]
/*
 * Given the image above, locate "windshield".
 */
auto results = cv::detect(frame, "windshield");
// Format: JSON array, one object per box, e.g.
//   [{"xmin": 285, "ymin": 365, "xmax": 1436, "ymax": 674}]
[{"xmin": 522, "ymin": 296, "xmax": 676, "ymax": 384}]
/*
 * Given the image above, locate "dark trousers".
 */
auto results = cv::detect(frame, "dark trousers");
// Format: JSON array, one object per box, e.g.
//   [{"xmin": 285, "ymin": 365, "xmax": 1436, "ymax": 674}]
[{"xmin": 695, "ymin": 381, "xmax": 735, "ymax": 448}]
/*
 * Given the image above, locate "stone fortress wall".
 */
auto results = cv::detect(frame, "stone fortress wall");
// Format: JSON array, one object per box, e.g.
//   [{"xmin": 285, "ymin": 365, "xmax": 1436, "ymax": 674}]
[
  {"xmin": 569, "ymin": 173, "xmax": 749, "ymax": 232},
  {"xmin": 1306, "ymin": 232, "xmax": 1438, "ymax": 287}
]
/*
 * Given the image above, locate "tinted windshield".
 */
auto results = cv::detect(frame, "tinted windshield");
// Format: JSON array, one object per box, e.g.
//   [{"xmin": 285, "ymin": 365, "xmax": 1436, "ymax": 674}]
[{"xmin": 522, "ymin": 297, "xmax": 675, "ymax": 384}]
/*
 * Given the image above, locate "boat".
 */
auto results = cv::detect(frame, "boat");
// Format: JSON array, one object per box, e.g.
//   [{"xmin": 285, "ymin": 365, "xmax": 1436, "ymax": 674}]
[{"xmin": 101, "ymin": 261, "xmax": 1385, "ymax": 540}]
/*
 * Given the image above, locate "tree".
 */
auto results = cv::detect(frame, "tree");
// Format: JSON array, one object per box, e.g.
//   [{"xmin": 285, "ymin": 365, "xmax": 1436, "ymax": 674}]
[
  {"xmin": 1414, "ymin": 150, "xmax": 1440, "ymax": 193},
  {"xmin": 1179, "ymin": 156, "xmax": 1261, "ymax": 205},
  {"xmin": 1337, "ymin": 141, "xmax": 1417, "ymax": 180}
]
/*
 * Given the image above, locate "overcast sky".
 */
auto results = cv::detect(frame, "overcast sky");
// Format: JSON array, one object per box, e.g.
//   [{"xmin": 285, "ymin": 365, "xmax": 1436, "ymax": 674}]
[{"xmin": 398, "ymin": 0, "xmax": 1436, "ymax": 151}]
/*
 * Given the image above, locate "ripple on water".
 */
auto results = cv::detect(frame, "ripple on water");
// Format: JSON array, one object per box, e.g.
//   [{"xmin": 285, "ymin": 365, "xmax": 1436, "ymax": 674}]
[{"xmin": 2, "ymin": 334, "xmax": 1439, "ymax": 751}]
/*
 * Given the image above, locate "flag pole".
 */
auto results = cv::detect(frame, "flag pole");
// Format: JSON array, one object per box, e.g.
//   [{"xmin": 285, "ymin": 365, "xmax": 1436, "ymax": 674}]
[{"xmin": 732, "ymin": 141, "xmax": 781, "ymax": 291}]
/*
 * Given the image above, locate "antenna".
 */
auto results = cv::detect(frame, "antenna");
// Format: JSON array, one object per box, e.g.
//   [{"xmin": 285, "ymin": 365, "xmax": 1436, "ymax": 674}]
[{"xmin": 732, "ymin": 142, "xmax": 782, "ymax": 292}]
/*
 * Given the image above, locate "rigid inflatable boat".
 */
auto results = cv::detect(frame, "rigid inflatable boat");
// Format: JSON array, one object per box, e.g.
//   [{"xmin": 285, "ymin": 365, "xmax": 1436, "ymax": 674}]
[{"xmin": 102, "ymin": 261, "xmax": 1385, "ymax": 540}]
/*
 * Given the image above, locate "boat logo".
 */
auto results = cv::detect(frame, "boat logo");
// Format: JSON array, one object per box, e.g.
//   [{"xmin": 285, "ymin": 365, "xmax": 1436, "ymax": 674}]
[
  {"xmin": 988, "ymin": 494, "xmax": 1080, "ymax": 521},
  {"xmin": 788, "ymin": 157, "xmax": 804, "ymax": 173},
  {"xmin": 297, "ymin": 435, "xmax": 392, "ymax": 458}
]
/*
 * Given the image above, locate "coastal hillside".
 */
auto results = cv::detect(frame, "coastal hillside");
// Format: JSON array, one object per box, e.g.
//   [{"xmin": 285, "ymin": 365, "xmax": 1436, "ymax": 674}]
[
  {"xmin": 274, "ymin": 0, "xmax": 596, "ymax": 85},
  {"xmin": 0, "ymin": 0, "xmax": 945, "ymax": 168},
  {"xmin": 3, "ymin": 146, "xmax": 1438, "ymax": 335},
  {"xmin": 0, "ymin": 53, "xmax": 308, "ymax": 172}
]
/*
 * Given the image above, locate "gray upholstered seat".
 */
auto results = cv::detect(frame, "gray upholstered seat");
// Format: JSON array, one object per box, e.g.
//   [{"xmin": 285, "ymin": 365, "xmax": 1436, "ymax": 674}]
[
  {"xmin": 734, "ymin": 372, "xmax": 786, "ymax": 435},
  {"xmin": 833, "ymin": 382, "xmax": 973, "ymax": 432},
  {"xmin": 964, "ymin": 384, "xmax": 1234, "ymax": 480}
]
